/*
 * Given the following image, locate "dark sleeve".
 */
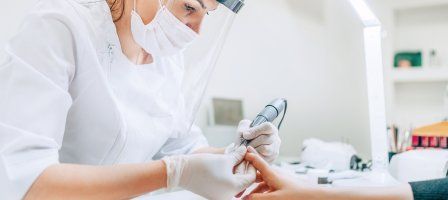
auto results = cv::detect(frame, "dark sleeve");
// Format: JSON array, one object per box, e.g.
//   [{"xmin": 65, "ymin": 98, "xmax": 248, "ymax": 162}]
[{"xmin": 410, "ymin": 178, "xmax": 448, "ymax": 200}]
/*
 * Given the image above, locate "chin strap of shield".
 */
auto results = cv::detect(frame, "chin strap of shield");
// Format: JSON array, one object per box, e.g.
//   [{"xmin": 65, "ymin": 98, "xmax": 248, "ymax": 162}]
[{"xmin": 217, "ymin": 0, "xmax": 245, "ymax": 14}]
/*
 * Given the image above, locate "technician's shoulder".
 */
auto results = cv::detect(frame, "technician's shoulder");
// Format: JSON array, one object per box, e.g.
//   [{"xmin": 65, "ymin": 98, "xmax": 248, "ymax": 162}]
[
  {"xmin": 27, "ymin": 0, "xmax": 107, "ymax": 34},
  {"xmin": 29, "ymin": 0, "xmax": 89, "ymax": 23},
  {"xmin": 6, "ymin": 0, "xmax": 101, "ymax": 86},
  {"xmin": 10, "ymin": 0, "xmax": 96, "ymax": 50}
]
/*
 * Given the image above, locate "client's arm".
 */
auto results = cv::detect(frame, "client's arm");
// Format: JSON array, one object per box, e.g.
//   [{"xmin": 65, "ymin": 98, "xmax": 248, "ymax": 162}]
[{"xmin": 243, "ymin": 147, "xmax": 414, "ymax": 200}]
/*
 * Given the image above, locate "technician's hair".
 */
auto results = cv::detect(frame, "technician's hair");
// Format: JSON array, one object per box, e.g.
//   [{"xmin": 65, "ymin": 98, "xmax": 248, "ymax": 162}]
[{"xmin": 107, "ymin": 0, "xmax": 125, "ymax": 22}]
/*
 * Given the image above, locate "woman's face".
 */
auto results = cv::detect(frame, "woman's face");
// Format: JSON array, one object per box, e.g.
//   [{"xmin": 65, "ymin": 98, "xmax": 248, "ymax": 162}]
[{"xmin": 165, "ymin": 0, "xmax": 219, "ymax": 33}]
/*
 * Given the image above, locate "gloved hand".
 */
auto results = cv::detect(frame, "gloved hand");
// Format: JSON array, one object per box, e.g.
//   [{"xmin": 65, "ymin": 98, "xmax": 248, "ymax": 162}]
[
  {"xmin": 229, "ymin": 120, "xmax": 281, "ymax": 163},
  {"xmin": 162, "ymin": 146, "xmax": 256, "ymax": 200}
]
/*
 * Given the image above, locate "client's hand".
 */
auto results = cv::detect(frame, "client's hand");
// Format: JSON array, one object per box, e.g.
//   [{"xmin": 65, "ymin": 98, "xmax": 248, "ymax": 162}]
[
  {"xmin": 243, "ymin": 147, "xmax": 321, "ymax": 200},
  {"xmin": 244, "ymin": 147, "xmax": 415, "ymax": 200},
  {"xmin": 163, "ymin": 146, "xmax": 256, "ymax": 200}
]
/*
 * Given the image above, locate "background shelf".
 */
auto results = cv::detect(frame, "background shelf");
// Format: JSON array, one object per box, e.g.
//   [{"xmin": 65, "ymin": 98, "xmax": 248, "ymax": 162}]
[{"xmin": 391, "ymin": 67, "xmax": 448, "ymax": 83}]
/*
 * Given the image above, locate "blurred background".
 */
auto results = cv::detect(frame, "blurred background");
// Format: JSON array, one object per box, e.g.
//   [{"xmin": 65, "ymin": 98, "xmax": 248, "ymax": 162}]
[{"xmin": 2, "ymin": 0, "xmax": 448, "ymax": 169}]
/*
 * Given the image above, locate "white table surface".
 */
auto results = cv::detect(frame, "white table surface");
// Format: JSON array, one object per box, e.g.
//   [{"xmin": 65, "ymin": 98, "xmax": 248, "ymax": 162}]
[
  {"xmin": 136, "ymin": 190, "xmax": 206, "ymax": 200},
  {"xmin": 134, "ymin": 165, "xmax": 399, "ymax": 200}
]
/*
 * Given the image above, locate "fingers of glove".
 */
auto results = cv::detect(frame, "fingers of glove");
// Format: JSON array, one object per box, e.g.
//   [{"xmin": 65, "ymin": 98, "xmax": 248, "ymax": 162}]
[
  {"xmin": 233, "ymin": 163, "xmax": 256, "ymax": 191},
  {"xmin": 236, "ymin": 120, "xmax": 252, "ymax": 145},
  {"xmin": 255, "ymin": 145, "xmax": 275, "ymax": 158},
  {"xmin": 248, "ymin": 134, "xmax": 275, "ymax": 148},
  {"xmin": 256, "ymin": 146, "xmax": 279, "ymax": 163},
  {"xmin": 235, "ymin": 161, "xmax": 247, "ymax": 174},
  {"xmin": 238, "ymin": 120, "xmax": 252, "ymax": 133},
  {"xmin": 236, "ymin": 119, "xmax": 252, "ymax": 137},
  {"xmin": 229, "ymin": 145, "xmax": 248, "ymax": 166},
  {"xmin": 234, "ymin": 164, "xmax": 256, "ymax": 199},
  {"xmin": 243, "ymin": 122, "xmax": 277, "ymax": 140}
]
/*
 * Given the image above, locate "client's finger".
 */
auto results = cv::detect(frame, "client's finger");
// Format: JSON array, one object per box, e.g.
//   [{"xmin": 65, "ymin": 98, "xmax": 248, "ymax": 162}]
[
  {"xmin": 248, "ymin": 134, "xmax": 274, "ymax": 148},
  {"xmin": 250, "ymin": 182, "xmax": 270, "ymax": 194},
  {"xmin": 243, "ymin": 192, "xmax": 276, "ymax": 200},
  {"xmin": 245, "ymin": 147, "xmax": 274, "ymax": 177}
]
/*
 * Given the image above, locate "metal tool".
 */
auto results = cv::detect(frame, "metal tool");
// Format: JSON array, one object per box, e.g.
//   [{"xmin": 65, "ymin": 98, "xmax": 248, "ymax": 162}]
[{"xmin": 240, "ymin": 98, "xmax": 287, "ymax": 146}]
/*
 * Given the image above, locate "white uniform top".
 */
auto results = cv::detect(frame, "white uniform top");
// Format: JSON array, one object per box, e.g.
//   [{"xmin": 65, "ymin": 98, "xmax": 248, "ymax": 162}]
[{"xmin": 0, "ymin": 0, "xmax": 208, "ymax": 198}]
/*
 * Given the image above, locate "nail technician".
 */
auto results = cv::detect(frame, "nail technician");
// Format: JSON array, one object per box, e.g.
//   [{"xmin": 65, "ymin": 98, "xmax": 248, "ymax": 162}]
[{"xmin": 0, "ymin": 0, "xmax": 281, "ymax": 199}]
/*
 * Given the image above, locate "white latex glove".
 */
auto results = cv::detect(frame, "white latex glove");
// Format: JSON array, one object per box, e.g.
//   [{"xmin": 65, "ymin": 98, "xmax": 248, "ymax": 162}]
[
  {"xmin": 230, "ymin": 119, "xmax": 281, "ymax": 163},
  {"xmin": 162, "ymin": 146, "xmax": 256, "ymax": 200}
]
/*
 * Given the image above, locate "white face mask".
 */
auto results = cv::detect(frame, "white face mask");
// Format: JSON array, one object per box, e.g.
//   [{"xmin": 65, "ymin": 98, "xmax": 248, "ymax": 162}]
[{"xmin": 131, "ymin": 0, "xmax": 198, "ymax": 57}]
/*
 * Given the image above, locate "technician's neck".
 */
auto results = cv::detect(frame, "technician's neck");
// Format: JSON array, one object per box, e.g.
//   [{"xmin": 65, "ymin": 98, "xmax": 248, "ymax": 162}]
[{"xmin": 112, "ymin": 0, "xmax": 158, "ymax": 65}]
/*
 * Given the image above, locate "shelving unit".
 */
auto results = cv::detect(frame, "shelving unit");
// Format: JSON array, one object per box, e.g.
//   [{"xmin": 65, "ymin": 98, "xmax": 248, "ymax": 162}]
[
  {"xmin": 385, "ymin": 3, "xmax": 448, "ymax": 128},
  {"xmin": 391, "ymin": 67, "xmax": 448, "ymax": 83}
]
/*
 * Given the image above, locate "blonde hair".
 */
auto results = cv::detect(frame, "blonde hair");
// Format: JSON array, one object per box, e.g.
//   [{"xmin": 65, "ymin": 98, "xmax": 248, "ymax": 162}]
[{"xmin": 107, "ymin": 0, "xmax": 125, "ymax": 22}]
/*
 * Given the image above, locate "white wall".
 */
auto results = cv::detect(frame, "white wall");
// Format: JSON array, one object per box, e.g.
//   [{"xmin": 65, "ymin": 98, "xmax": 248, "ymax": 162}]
[
  {"xmin": 199, "ymin": 0, "xmax": 373, "ymax": 158},
  {"xmin": 395, "ymin": 4, "xmax": 448, "ymax": 67}
]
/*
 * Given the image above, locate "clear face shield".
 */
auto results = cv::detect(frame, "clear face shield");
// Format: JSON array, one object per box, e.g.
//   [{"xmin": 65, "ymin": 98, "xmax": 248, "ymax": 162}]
[{"xmin": 160, "ymin": 0, "xmax": 245, "ymax": 137}]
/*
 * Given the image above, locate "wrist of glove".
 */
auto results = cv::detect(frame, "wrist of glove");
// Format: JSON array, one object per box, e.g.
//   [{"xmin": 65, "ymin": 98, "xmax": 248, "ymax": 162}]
[
  {"xmin": 162, "ymin": 146, "xmax": 255, "ymax": 200},
  {"xmin": 233, "ymin": 119, "xmax": 281, "ymax": 163}
]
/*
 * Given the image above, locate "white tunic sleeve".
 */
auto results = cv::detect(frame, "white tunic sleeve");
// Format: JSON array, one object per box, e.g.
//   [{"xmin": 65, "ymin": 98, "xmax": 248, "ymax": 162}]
[
  {"xmin": 0, "ymin": 15, "xmax": 75, "ymax": 199},
  {"xmin": 153, "ymin": 125, "xmax": 209, "ymax": 160}
]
